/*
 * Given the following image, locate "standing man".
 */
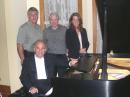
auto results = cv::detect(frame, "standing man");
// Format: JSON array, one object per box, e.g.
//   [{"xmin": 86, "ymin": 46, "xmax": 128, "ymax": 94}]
[
  {"xmin": 43, "ymin": 12, "xmax": 69, "ymax": 77},
  {"xmin": 17, "ymin": 7, "xmax": 43, "ymax": 64},
  {"xmin": 20, "ymin": 40, "xmax": 53, "ymax": 97}
]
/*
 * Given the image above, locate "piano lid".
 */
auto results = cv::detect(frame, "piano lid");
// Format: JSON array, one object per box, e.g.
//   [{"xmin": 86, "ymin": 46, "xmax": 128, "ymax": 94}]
[{"xmin": 96, "ymin": 0, "xmax": 130, "ymax": 54}]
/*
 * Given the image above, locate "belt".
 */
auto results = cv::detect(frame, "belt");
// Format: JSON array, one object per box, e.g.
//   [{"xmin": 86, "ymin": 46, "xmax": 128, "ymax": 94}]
[
  {"xmin": 48, "ymin": 53, "xmax": 65, "ymax": 57},
  {"xmin": 24, "ymin": 50, "xmax": 34, "ymax": 57}
]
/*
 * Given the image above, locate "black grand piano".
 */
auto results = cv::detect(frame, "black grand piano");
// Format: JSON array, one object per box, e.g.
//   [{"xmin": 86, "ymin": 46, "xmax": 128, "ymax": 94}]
[
  {"xmin": 51, "ymin": 75, "xmax": 130, "ymax": 97},
  {"xmin": 50, "ymin": 0, "xmax": 130, "ymax": 97}
]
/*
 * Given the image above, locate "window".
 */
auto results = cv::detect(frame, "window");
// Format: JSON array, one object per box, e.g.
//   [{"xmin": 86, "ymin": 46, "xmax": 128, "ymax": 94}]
[
  {"xmin": 39, "ymin": 0, "xmax": 82, "ymax": 30},
  {"xmin": 44, "ymin": 0, "xmax": 77, "ymax": 27}
]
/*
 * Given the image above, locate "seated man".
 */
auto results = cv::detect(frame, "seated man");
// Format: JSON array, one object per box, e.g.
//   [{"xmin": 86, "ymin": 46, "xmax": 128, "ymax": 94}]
[{"xmin": 20, "ymin": 40, "xmax": 53, "ymax": 97}]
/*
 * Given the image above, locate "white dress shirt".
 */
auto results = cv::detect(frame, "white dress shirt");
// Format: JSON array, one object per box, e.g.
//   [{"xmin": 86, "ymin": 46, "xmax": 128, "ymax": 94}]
[
  {"xmin": 35, "ymin": 55, "xmax": 47, "ymax": 79},
  {"xmin": 78, "ymin": 32, "xmax": 83, "ymax": 49}
]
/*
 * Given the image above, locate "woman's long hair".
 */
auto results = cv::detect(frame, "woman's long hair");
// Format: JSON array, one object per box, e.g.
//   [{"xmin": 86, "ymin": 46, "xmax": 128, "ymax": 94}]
[{"xmin": 69, "ymin": 12, "xmax": 83, "ymax": 32}]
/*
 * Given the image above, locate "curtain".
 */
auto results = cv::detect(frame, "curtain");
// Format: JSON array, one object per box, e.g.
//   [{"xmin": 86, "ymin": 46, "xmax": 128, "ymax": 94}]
[
  {"xmin": 96, "ymin": 12, "xmax": 103, "ymax": 53},
  {"xmin": 44, "ymin": 0, "xmax": 77, "ymax": 27}
]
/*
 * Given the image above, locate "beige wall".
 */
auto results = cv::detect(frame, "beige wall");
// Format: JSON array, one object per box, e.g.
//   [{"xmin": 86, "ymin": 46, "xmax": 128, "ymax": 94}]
[
  {"xmin": 5, "ymin": 0, "xmax": 27, "ymax": 92},
  {"xmin": 0, "ymin": 0, "xmax": 27, "ymax": 93},
  {"xmin": 0, "ymin": 0, "xmax": 10, "ymax": 86},
  {"xmin": 83, "ymin": 0, "xmax": 93, "ymax": 53},
  {"xmin": 0, "ymin": 0, "xmax": 94, "ymax": 93}
]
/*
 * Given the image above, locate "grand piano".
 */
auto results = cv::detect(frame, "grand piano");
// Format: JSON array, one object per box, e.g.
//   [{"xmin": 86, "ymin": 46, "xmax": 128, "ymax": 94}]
[
  {"xmin": 50, "ymin": 0, "xmax": 130, "ymax": 97},
  {"xmin": 51, "ymin": 75, "xmax": 130, "ymax": 97}
]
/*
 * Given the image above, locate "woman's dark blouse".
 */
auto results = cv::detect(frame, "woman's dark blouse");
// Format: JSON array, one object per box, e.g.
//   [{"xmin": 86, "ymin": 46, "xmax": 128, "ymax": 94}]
[{"xmin": 66, "ymin": 28, "xmax": 89, "ymax": 59}]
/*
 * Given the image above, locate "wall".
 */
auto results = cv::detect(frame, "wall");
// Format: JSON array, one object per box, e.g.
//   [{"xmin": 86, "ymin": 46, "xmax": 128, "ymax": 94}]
[
  {"xmin": 4, "ymin": 0, "xmax": 27, "ymax": 93},
  {"xmin": 83, "ymin": 0, "xmax": 93, "ymax": 53},
  {"xmin": 0, "ymin": 0, "xmax": 10, "ymax": 86},
  {"xmin": 0, "ymin": 0, "xmax": 39, "ymax": 93}
]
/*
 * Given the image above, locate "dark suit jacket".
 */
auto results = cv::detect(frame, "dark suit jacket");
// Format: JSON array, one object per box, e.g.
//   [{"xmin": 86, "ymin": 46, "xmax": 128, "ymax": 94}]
[
  {"xmin": 66, "ymin": 28, "xmax": 89, "ymax": 59},
  {"xmin": 20, "ymin": 54, "xmax": 51, "ymax": 93}
]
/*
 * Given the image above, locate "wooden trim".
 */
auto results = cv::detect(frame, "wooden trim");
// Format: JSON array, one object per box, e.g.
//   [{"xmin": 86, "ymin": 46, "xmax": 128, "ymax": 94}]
[
  {"xmin": 39, "ymin": 0, "xmax": 45, "ymax": 31},
  {"xmin": 78, "ymin": 0, "xmax": 82, "ymax": 17},
  {"xmin": 92, "ymin": 0, "xmax": 97, "ymax": 53},
  {"xmin": 0, "ymin": 85, "xmax": 11, "ymax": 97}
]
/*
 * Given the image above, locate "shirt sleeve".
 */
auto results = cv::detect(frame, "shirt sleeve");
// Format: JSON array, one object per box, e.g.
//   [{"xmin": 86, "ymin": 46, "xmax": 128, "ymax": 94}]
[{"xmin": 17, "ymin": 26, "xmax": 26, "ymax": 44}]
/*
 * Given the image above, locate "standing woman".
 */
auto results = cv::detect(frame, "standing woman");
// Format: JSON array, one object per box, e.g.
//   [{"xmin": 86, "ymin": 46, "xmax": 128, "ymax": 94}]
[{"xmin": 66, "ymin": 12, "xmax": 89, "ymax": 66}]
